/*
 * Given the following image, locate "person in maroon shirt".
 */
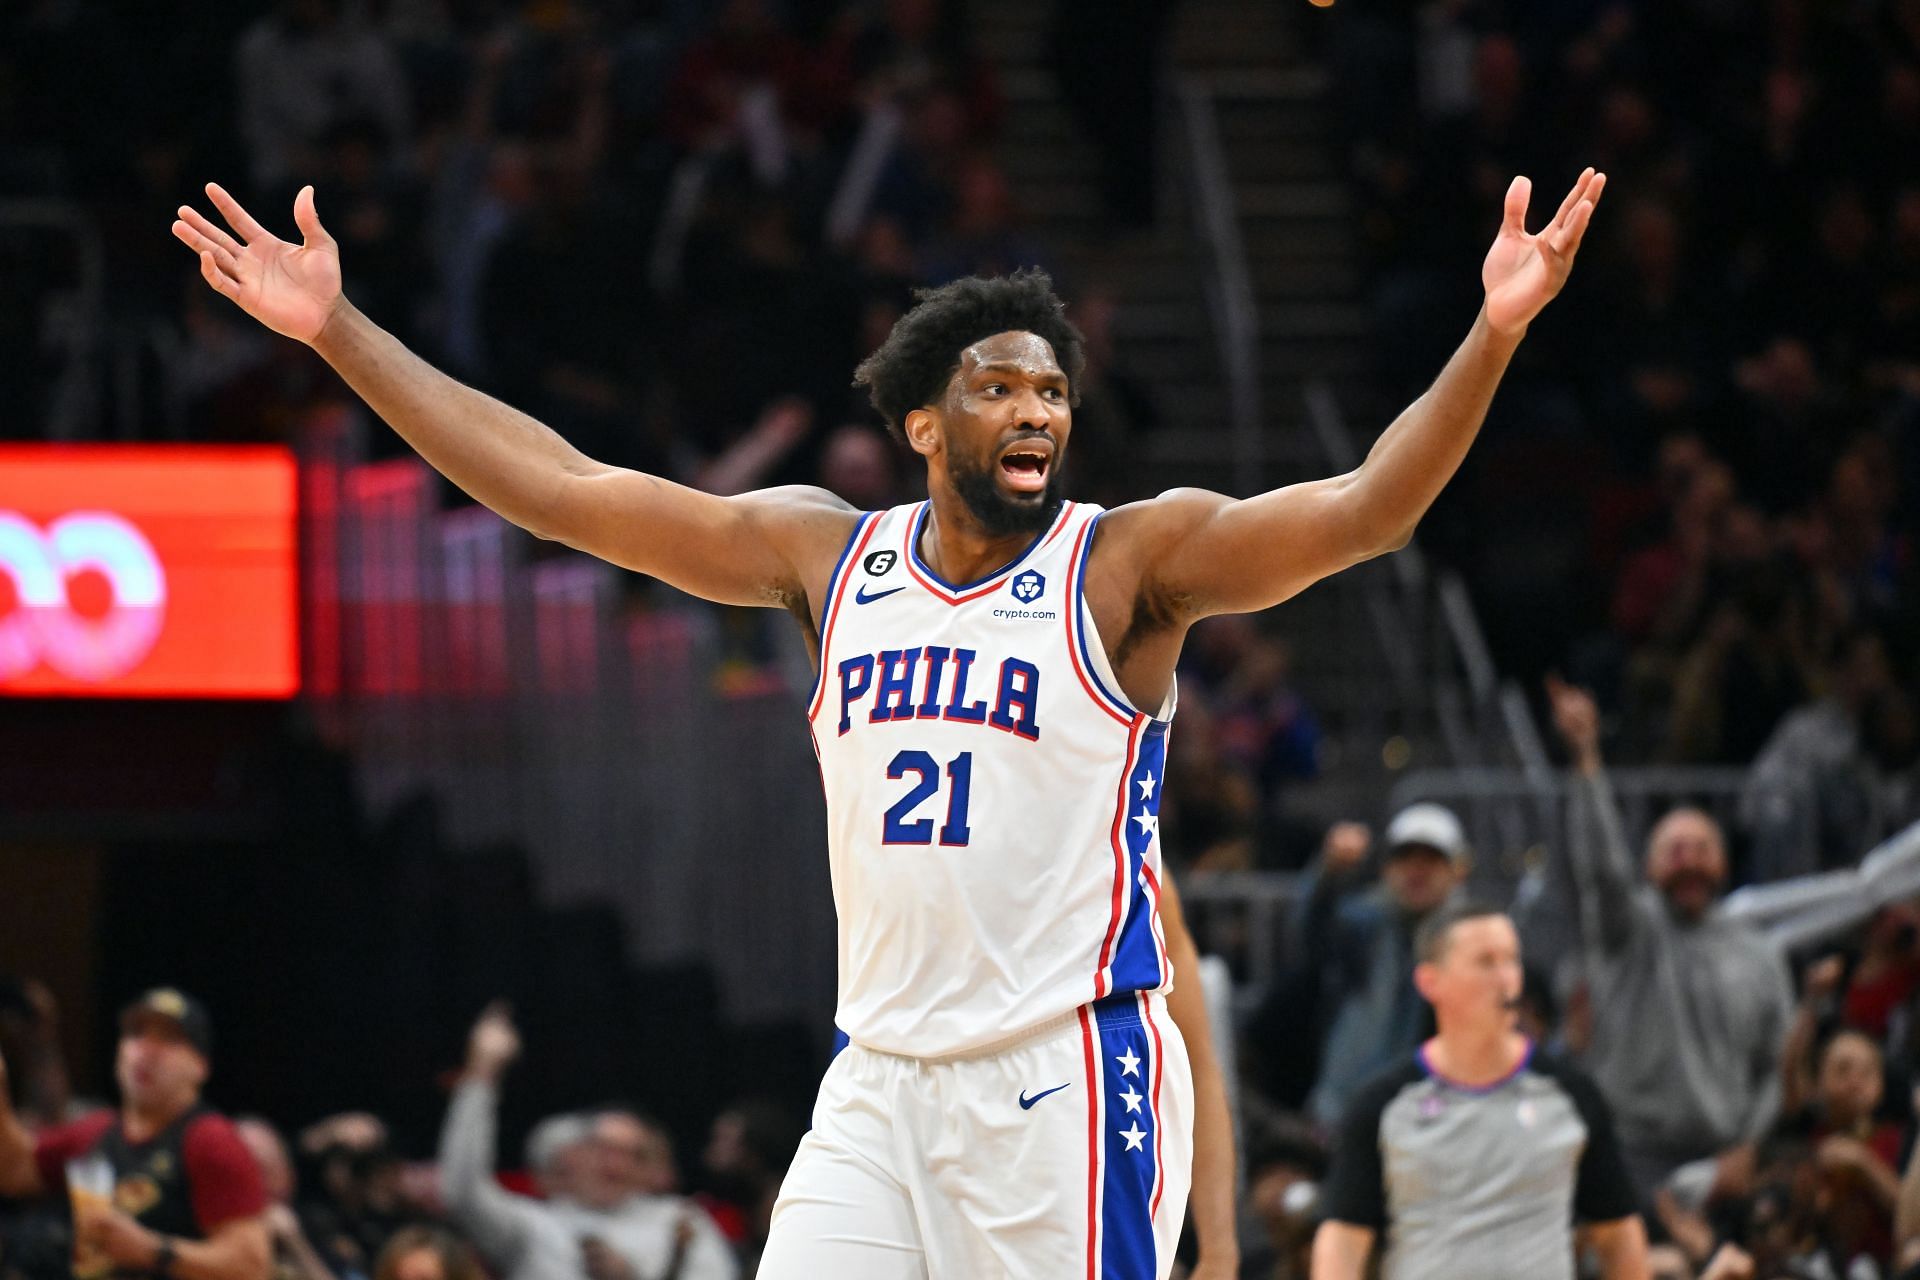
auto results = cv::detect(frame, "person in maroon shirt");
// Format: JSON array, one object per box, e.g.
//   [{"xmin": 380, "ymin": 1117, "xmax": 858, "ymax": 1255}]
[{"xmin": 0, "ymin": 988, "xmax": 270, "ymax": 1280}]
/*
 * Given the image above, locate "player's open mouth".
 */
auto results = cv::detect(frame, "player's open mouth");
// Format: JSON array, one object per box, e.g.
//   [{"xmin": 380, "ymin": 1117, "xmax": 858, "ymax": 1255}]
[{"xmin": 999, "ymin": 444, "xmax": 1051, "ymax": 494}]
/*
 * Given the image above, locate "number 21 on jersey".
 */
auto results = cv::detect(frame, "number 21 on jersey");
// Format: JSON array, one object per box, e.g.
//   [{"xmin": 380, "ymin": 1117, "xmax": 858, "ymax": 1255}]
[{"xmin": 882, "ymin": 750, "xmax": 973, "ymax": 846}]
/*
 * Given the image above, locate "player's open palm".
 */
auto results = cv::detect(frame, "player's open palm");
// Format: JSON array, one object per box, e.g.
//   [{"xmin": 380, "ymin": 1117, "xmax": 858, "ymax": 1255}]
[
  {"xmin": 1481, "ymin": 167, "xmax": 1605, "ymax": 336},
  {"xmin": 171, "ymin": 183, "xmax": 342, "ymax": 345}
]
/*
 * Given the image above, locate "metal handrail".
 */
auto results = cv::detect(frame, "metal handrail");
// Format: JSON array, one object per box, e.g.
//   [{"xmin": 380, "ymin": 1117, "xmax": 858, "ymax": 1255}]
[{"xmin": 1175, "ymin": 78, "xmax": 1264, "ymax": 494}]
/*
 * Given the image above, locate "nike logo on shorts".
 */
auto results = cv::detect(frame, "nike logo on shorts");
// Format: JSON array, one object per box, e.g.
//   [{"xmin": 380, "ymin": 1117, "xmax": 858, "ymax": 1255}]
[
  {"xmin": 1018, "ymin": 1083, "xmax": 1071, "ymax": 1110},
  {"xmin": 854, "ymin": 584, "xmax": 905, "ymax": 604}
]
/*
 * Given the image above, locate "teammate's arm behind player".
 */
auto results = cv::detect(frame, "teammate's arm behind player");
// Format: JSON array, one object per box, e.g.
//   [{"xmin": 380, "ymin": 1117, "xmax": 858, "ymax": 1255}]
[
  {"xmin": 170, "ymin": 185, "xmax": 858, "ymax": 623},
  {"xmin": 1158, "ymin": 877, "xmax": 1237, "ymax": 1280}
]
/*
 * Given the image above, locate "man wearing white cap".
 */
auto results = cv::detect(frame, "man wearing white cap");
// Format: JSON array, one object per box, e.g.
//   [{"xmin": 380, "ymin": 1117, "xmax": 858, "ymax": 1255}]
[{"xmin": 1290, "ymin": 804, "xmax": 1471, "ymax": 1129}]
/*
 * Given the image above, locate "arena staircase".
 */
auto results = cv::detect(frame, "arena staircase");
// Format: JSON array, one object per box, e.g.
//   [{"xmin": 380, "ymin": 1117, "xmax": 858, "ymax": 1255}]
[{"xmin": 972, "ymin": 0, "xmax": 1474, "ymax": 852}]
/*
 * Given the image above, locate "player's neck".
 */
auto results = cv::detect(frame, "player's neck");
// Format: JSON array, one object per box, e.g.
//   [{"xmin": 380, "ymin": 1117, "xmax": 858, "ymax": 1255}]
[
  {"xmin": 1422, "ymin": 1028, "xmax": 1527, "ymax": 1088},
  {"xmin": 919, "ymin": 494, "xmax": 1047, "ymax": 584}
]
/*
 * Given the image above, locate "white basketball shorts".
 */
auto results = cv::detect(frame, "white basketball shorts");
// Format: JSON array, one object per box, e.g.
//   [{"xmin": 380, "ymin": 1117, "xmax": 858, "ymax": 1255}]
[{"xmin": 758, "ymin": 991, "xmax": 1194, "ymax": 1279}]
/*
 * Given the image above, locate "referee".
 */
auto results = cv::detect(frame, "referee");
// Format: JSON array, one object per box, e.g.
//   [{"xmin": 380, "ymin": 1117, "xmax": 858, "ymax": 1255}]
[{"xmin": 1311, "ymin": 903, "xmax": 1649, "ymax": 1280}]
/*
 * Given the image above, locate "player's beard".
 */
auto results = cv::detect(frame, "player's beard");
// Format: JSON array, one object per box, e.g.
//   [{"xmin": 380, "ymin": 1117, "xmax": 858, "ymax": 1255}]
[{"xmin": 948, "ymin": 445, "xmax": 1066, "ymax": 538}]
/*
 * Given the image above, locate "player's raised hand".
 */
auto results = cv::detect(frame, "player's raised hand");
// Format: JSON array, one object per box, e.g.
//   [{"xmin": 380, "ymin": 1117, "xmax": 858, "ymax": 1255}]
[
  {"xmin": 171, "ymin": 183, "xmax": 343, "ymax": 345},
  {"xmin": 1480, "ymin": 167, "xmax": 1605, "ymax": 336}
]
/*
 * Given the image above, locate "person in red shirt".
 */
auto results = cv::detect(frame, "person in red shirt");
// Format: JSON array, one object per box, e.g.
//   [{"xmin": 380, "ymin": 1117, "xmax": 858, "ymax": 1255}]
[{"xmin": 0, "ymin": 988, "xmax": 270, "ymax": 1280}]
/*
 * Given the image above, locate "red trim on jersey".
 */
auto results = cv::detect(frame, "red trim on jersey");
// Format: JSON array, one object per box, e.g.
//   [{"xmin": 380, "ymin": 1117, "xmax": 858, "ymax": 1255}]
[
  {"xmin": 1093, "ymin": 718, "xmax": 1146, "ymax": 998},
  {"xmin": 1062, "ymin": 517, "xmax": 1135, "ymax": 730},
  {"xmin": 902, "ymin": 501, "xmax": 1077, "ymax": 605},
  {"xmin": 1041, "ymin": 510, "xmax": 1076, "ymax": 548},
  {"xmin": 1141, "ymin": 994, "xmax": 1168, "ymax": 1224},
  {"xmin": 1079, "ymin": 1005, "xmax": 1101, "ymax": 1280},
  {"xmin": 1139, "ymin": 859, "xmax": 1170, "ymax": 987},
  {"xmin": 806, "ymin": 515, "xmax": 885, "ymax": 722}
]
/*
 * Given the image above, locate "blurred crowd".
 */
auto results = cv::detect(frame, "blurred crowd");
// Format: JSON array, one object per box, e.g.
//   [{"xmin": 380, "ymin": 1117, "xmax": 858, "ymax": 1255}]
[
  {"xmin": 1334, "ymin": 0, "xmax": 1920, "ymax": 776},
  {"xmin": 1, "ymin": 985, "xmax": 800, "ymax": 1280},
  {"xmin": 1226, "ymin": 674, "xmax": 1920, "ymax": 1280},
  {"xmin": 0, "ymin": 0, "xmax": 1032, "ymax": 500},
  {"xmin": 9, "ymin": 1, "xmax": 1920, "ymax": 1278}
]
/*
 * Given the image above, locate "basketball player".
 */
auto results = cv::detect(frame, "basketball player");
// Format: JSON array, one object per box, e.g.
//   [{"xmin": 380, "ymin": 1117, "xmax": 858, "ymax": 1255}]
[{"xmin": 171, "ymin": 164, "xmax": 1603, "ymax": 1279}]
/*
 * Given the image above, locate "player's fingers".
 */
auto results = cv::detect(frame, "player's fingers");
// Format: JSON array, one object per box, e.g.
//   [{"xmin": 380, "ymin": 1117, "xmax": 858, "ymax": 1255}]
[
  {"xmin": 1548, "ymin": 198, "xmax": 1595, "ymax": 257},
  {"xmin": 174, "ymin": 221, "xmax": 242, "ymax": 276},
  {"xmin": 1549, "ymin": 167, "xmax": 1595, "ymax": 230},
  {"xmin": 205, "ymin": 181, "xmax": 273, "ymax": 244},
  {"xmin": 293, "ymin": 185, "xmax": 334, "ymax": 250},
  {"xmin": 1501, "ymin": 175, "xmax": 1531, "ymax": 235},
  {"xmin": 200, "ymin": 250, "xmax": 240, "ymax": 298},
  {"xmin": 176, "ymin": 205, "xmax": 244, "ymax": 258}
]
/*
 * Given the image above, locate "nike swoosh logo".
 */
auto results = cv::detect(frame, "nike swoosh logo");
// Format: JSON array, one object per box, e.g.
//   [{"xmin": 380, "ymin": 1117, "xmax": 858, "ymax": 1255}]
[
  {"xmin": 1018, "ymin": 1083, "xmax": 1071, "ymax": 1110},
  {"xmin": 854, "ymin": 584, "xmax": 905, "ymax": 604}
]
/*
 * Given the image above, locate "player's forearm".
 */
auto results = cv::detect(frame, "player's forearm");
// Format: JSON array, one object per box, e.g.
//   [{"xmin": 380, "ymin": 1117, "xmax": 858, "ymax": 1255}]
[
  {"xmin": 1347, "ymin": 307, "xmax": 1523, "ymax": 547},
  {"xmin": 310, "ymin": 301, "xmax": 601, "ymax": 541}
]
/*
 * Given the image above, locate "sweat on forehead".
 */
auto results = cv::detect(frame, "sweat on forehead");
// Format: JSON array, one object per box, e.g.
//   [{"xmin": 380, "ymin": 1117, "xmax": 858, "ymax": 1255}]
[{"xmin": 957, "ymin": 331, "xmax": 1062, "ymax": 376}]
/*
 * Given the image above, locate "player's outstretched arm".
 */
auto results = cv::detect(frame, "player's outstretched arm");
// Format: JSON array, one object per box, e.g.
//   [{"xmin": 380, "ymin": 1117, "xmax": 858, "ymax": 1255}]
[
  {"xmin": 172, "ymin": 184, "xmax": 854, "ymax": 610},
  {"xmin": 1113, "ymin": 169, "xmax": 1605, "ymax": 622}
]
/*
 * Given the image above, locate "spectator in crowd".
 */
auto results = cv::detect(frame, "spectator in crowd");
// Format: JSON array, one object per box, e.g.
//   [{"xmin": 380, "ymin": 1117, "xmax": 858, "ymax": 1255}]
[
  {"xmin": 437, "ymin": 1004, "xmax": 736, "ymax": 1280},
  {"xmin": 1742, "ymin": 627, "xmax": 1920, "ymax": 882},
  {"xmin": 1236, "ymin": 1117, "xmax": 1326, "ymax": 1280},
  {"xmin": 1283, "ymin": 804, "xmax": 1470, "ymax": 1130},
  {"xmin": 235, "ymin": 0, "xmax": 412, "ymax": 190},
  {"xmin": 696, "ymin": 1101, "xmax": 803, "ymax": 1274},
  {"xmin": 296, "ymin": 1112, "xmax": 428, "ymax": 1280},
  {"xmin": 236, "ymin": 1116, "xmax": 342, "ymax": 1280},
  {"xmin": 1543, "ymin": 677, "xmax": 1795, "ymax": 1201},
  {"xmin": 0, "ymin": 988, "xmax": 271, "ymax": 1280},
  {"xmin": 1312, "ymin": 903, "xmax": 1648, "ymax": 1279},
  {"xmin": 371, "ymin": 1226, "xmax": 482, "ymax": 1280},
  {"xmin": 0, "ymin": 978, "xmax": 75, "ymax": 1130}
]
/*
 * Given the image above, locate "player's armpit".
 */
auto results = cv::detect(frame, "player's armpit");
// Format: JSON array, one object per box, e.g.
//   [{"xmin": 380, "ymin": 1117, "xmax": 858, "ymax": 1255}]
[
  {"xmin": 546, "ymin": 474, "xmax": 861, "ymax": 614},
  {"xmin": 1103, "ymin": 479, "xmax": 1400, "ymax": 623}
]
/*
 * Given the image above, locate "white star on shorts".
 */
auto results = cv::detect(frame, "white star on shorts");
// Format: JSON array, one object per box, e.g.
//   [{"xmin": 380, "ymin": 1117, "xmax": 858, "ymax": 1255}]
[
  {"xmin": 1115, "ymin": 1047, "xmax": 1141, "ymax": 1077},
  {"xmin": 1119, "ymin": 1086, "xmax": 1144, "ymax": 1114},
  {"xmin": 1119, "ymin": 1123, "xmax": 1147, "ymax": 1152}
]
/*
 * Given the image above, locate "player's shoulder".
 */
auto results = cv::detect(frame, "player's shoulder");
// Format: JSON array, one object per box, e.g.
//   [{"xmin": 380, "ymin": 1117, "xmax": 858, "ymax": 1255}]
[
  {"xmin": 1087, "ymin": 488, "xmax": 1234, "ymax": 569},
  {"xmin": 735, "ymin": 485, "xmax": 867, "ymax": 558}
]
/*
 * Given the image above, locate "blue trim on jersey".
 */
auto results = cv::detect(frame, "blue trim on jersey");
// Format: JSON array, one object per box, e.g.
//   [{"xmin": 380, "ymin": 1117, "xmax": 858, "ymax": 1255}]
[
  {"xmin": 829, "ymin": 1026, "xmax": 851, "ymax": 1059},
  {"xmin": 1108, "ymin": 728, "xmax": 1169, "ymax": 995},
  {"xmin": 907, "ymin": 501, "xmax": 1060, "ymax": 594},
  {"xmin": 805, "ymin": 511, "xmax": 879, "ymax": 710},
  {"xmin": 1072, "ymin": 513, "xmax": 1161, "ymax": 725},
  {"xmin": 1095, "ymin": 1000, "xmax": 1159, "ymax": 1279}
]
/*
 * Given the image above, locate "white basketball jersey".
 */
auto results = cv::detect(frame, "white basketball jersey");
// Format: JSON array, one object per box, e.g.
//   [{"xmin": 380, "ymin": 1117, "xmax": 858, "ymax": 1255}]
[{"xmin": 807, "ymin": 500, "xmax": 1175, "ymax": 1058}]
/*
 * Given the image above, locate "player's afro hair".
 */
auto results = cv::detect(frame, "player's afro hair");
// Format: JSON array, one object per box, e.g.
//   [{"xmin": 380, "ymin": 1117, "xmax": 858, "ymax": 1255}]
[{"xmin": 853, "ymin": 269, "xmax": 1086, "ymax": 441}]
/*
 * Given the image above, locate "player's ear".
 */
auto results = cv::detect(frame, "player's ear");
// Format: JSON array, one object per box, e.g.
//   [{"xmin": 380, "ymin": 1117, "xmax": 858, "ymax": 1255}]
[
  {"xmin": 1412, "ymin": 961, "xmax": 1440, "ymax": 1004},
  {"xmin": 904, "ymin": 407, "xmax": 940, "ymax": 458}
]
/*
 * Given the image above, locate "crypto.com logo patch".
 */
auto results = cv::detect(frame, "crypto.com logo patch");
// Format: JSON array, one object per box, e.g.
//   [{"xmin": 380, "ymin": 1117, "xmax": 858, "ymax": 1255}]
[{"xmin": 0, "ymin": 511, "xmax": 167, "ymax": 683}]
